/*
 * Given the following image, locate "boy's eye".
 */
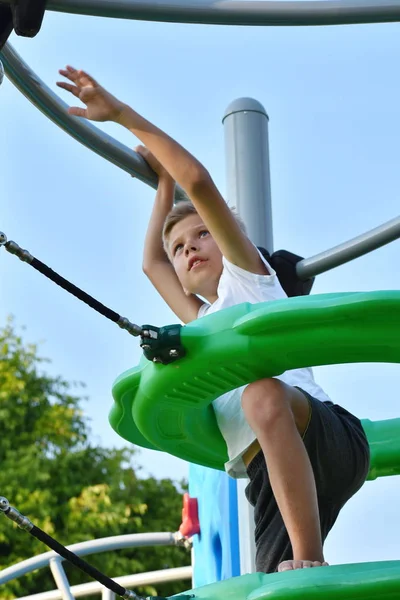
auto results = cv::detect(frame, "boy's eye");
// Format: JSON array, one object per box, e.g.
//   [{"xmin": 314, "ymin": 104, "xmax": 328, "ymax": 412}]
[
  {"xmin": 199, "ymin": 230, "xmax": 209, "ymax": 238},
  {"xmin": 174, "ymin": 243, "xmax": 183, "ymax": 254}
]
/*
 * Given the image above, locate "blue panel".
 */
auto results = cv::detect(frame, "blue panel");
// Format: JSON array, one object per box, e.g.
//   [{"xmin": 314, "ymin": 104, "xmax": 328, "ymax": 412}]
[{"xmin": 189, "ymin": 464, "xmax": 240, "ymax": 587}]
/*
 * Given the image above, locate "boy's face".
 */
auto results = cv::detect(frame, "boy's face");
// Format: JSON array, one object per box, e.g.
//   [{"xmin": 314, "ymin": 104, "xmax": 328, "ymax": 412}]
[{"xmin": 168, "ymin": 213, "xmax": 223, "ymax": 301}]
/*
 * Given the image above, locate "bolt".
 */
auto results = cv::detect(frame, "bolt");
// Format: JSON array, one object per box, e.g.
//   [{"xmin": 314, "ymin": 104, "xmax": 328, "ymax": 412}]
[
  {"xmin": 169, "ymin": 349, "xmax": 179, "ymax": 357},
  {"xmin": 0, "ymin": 497, "xmax": 10, "ymax": 511}
]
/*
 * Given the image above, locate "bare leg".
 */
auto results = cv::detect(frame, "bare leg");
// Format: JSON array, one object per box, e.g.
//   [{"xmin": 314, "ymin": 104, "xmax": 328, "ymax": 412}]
[{"xmin": 241, "ymin": 378, "xmax": 328, "ymax": 571}]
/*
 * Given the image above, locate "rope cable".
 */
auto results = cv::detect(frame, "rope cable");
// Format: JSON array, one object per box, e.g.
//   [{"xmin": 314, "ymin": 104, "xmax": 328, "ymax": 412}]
[
  {"xmin": 0, "ymin": 231, "xmax": 142, "ymax": 337},
  {"xmin": 0, "ymin": 497, "xmax": 143, "ymax": 599}
]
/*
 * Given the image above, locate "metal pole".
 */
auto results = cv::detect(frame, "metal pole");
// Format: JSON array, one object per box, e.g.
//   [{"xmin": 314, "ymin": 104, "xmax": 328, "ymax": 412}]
[
  {"xmin": 0, "ymin": 43, "xmax": 187, "ymax": 199},
  {"xmin": 0, "ymin": 0, "xmax": 399, "ymax": 27},
  {"xmin": 297, "ymin": 215, "xmax": 400, "ymax": 279},
  {"xmin": 223, "ymin": 97, "xmax": 274, "ymax": 574},
  {"xmin": 49, "ymin": 558, "xmax": 75, "ymax": 600},
  {"xmin": 223, "ymin": 98, "xmax": 274, "ymax": 253},
  {"xmin": 15, "ymin": 567, "xmax": 193, "ymax": 600},
  {"xmin": 0, "ymin": 532, "xmax": 179, "ymax": 585}
]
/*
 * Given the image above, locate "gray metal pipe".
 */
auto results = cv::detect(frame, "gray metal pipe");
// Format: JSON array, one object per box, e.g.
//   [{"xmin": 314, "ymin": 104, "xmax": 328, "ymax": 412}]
[
  {"xmin": 297, "ymin": 215, "xmax": 400, "ymax": 279},
  {"xmin": 223, "ymin": 97, "xmax": 274, "ymax": 574},
  {"xmin": 0, "ymin": 532, "xmax": 178, "ymax": 584},
  {"xmin": 101, "ymin": 589, "xmax": 116, "ymax": 600},
  {"xmin": 0, "ymin": 0, "xmax": 399, "ymax": 26},
  {"xmin": 17, "ymin": 567, "xmax": 193, "ymax": 600},
  {"xmin": 223, "ymin": 98, "xmax": 273, "ymax": 254},
  {"xmin": 0, "ymin": 43, "xmax": 187, "ymax": 199},
  {"xmin": 49, "ymin": 558, "xmax": 75, "ymax": 600},
  {"xmin": 2, "ymin": 45, "xmax": 399, "ymax": 284}
]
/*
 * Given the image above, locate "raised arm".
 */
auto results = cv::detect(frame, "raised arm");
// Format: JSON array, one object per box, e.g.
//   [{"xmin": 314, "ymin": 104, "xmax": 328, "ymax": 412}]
[
  {"xmin": 139, "ymin": 147, "xmax": 204, "ymax": 324},
  {"xmin": 57, "ymin": 67, "xmax": 268, "ymax": 276},
  {"xmin": 118, "ymin": 109, "xmax": 268, "ymax": 276}
]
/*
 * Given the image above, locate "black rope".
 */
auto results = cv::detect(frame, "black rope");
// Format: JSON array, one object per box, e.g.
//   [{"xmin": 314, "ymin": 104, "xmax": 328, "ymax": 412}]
[
  {"xmin": 0, "ymin": 497, "xmax": 194, "ymax": 600},
  {"xmin": 31, "ymin": 525, "xmax": 135, "ymax": 599},
  {"xmin": 0, "ymin": 497, "xmax": 139, "ymax": 599},
  {"xmin": 31, "ymin": 256, "xmax": 120, "ymax": 322},
  {"xmin": 0, "ymin": 232, "xmax": 142, "ymax": 337}
]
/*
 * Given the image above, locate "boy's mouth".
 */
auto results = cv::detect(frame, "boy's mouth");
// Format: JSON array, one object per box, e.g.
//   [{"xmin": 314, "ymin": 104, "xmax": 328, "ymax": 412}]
[{"xmin": 188, "ymin": 257, "xmax": 206, "ymax": 270}]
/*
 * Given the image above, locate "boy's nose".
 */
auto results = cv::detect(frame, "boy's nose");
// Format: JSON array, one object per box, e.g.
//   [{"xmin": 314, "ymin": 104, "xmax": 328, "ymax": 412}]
[{"xmin": 185, "ymin": 243, "xmax": 198, "ymax": 255}]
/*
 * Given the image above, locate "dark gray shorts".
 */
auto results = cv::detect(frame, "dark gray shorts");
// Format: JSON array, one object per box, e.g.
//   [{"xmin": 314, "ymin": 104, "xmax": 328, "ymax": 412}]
[{"xmin": 244, "ymin": 389, "xmax": 370, "ymax": 574}]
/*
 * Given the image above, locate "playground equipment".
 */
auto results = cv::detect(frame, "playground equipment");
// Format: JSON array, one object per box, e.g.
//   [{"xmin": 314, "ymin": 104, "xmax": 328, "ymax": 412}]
[
  {"xmin": 110, "ymin": 291, "xmax": 400, "ymax": 476},
  {"xmin": 1, "ymin": 1, "xmax": 400, "ymax": 599}
]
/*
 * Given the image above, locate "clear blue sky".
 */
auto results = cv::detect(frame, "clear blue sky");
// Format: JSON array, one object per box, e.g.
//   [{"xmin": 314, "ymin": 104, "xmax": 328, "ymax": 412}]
[{"xmin": 1, "ymin": 9, "xmax": 399, "ymax": 567}]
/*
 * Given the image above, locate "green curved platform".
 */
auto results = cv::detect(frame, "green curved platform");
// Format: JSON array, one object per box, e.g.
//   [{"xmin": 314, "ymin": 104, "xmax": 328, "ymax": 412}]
[
  {"xmin": 110, "ymin": 291, "xmax": 400, "ymax": 474},
  {"xmin": 179, "ymin": 561, "xmax": 400, "ymax": 600}
]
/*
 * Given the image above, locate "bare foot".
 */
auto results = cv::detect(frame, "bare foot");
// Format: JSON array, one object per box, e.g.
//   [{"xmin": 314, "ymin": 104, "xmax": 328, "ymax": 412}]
[{"xmin": 278, "ymin": 560, "xmax": 329, "ymax": 572}]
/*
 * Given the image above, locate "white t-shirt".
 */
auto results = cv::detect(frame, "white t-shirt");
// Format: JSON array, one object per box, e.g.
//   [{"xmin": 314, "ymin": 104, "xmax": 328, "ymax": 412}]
[{"xmin": 198, "ymin": 251, "xmax": 331, "ymax": 478}]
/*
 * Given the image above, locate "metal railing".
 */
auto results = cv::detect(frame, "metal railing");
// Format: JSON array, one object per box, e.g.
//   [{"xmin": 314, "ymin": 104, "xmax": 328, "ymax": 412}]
[
  {"xmin": 297, "ymin": 214, "xmax": 400, "ymax": 279},
  {"xmin": 1, "ymin": 42, "xmax": 399, "ymax": 283},
  {"xmin": 0, "ymin": 0, "xmax": 399, "ymax": 27},
  {"xmin": 0, "ymin": 44, "xmax": 187, "ymax": 201},
  {"xmin": 0, "ymin": 533, "xmax": 192, "ymax": 600}
]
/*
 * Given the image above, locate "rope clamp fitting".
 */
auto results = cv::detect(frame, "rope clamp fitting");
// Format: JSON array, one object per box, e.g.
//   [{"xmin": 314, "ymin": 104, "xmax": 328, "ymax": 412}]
[{"xmin": 140, "ymin": 324, "xmax": 185, "ymax": 364}]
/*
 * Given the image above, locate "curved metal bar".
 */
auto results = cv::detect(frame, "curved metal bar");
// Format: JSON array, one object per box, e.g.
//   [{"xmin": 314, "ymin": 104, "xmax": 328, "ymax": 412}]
[
  {"xmin": 297, "ymin": 215, "xmax": 400, "ymax": 279},
  {"xmin": 0, "ymin": 0, "xmax": 399, "ymax": 26},
  {"xmin": 0, "ymin": 43, "xmax": 187, "ymax": 199},
  {"xmin": 0, "ymin": 532, "xmax": 178, "ymax": 584},
  {"xmin": 18, "ymin": 567, "xmax": 193, "ymax": 600}
]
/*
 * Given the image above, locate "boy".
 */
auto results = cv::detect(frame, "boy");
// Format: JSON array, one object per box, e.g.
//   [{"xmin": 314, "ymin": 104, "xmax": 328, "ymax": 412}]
[{"xmin": 57, "ymin": 66, "xmax": 370, "ymax": 574}]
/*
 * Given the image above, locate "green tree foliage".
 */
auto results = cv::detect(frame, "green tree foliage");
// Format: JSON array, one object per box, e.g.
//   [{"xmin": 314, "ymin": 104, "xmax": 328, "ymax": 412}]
[{"xmin": 0, "ymin": 320, "xmax": 190, "ymax": 599}]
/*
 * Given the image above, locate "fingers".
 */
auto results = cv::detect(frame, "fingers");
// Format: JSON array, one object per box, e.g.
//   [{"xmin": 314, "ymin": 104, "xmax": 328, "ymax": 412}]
[
  {"xmin": 56, "ymin": 81, "xmax": 80, "ymax": 98},
  {"xmin": 58, "ymin": 66, "xmax": 79, "ymax": 83},
  {"xmin": 76, "ymin": 69, "xmax": 98, "ymax": 88},
  {"xmin": 131, "ymin": 145, "xmax": 147, "ymax": 177},
  {"xmin": 57, "ymin": 65, "xmax": 98, "ymax": 114},
  {"xmin": 135, "ymin": 144, "xmax": 148, "ymax": 157},
  {"xmin": 68, "ymin": 107, "xmax": 87, "ymax": 118},
  {"xmin": 58, "ymin": 66, "xmax": 98, "ymax": 88}
]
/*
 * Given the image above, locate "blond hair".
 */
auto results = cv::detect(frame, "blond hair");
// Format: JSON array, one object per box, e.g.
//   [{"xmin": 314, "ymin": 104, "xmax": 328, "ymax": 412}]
[{"xmin": 162, "ymin": 201, "xmax": 247, "ymax": 253}]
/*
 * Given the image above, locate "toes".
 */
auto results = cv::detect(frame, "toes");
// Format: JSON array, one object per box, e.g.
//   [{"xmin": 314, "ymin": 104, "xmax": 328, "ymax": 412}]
[
  {"xmin": 278, "ymin": 560, "xmax": 302, "ymax": 571},
  {"xmin": 278, "ymin": 561, "xmax": 293, "ymax": 572},
  {"xmin": 278, "ymin": 559, "xmax": 329, "ymax": 572}
]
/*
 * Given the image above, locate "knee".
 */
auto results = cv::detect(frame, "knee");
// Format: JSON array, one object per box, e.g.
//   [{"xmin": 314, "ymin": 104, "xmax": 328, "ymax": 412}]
[{"xmin": 241, "ymin": 378, "xmax": 292, "ymax": 428}]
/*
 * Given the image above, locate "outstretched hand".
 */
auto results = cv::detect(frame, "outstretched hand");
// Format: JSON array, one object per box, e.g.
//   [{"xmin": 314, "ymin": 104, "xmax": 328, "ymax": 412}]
[{"xmin": 57, "ymin": 66, "xmax": 126, "ymax": 123}]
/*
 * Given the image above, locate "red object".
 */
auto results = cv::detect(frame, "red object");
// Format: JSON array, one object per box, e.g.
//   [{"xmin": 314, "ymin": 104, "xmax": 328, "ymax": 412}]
[{"xmin": 179, "ymin": 493, "xmax": 200, "ymax": 538}]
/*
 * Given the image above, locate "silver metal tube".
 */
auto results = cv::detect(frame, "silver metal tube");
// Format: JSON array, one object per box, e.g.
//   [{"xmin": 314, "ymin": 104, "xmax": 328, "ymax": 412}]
[
  {"xmin": 0, "ymin": 532, "xmax": 177, "ymax": 584},
  {"xmin": 297, "ymin": 215, "xmax": 400, "ymax": 279},
  {"xmin": 223, "ymin": 98, "xmax": 273, "ymax": 253},
  {"xmin": 49, "ymin": 558, "xmax": 75, "ymax": 600},
  {"xmin": 102, "ymin": 589, "xmax": 116, "ymax": 600},
  {"xmin": 223, "ymin": 97, "xmax": 273, "ymax": 575},
  {"xmin": 0, "ymin": 43, "xmax": 186, "ymax": 199},
  {"xmin": 0, "ymin": 0, "xmax": 398, "ymax": 26},
  {"xmin": 16, "ymin": 567, "xmax": 193, "ymax": 600}
]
